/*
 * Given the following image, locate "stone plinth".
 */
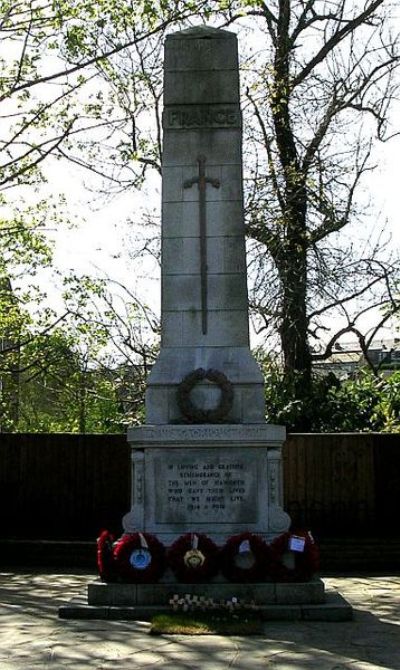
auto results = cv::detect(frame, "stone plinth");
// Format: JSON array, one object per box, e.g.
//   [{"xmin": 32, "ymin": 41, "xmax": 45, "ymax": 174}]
[
  {"xmin": 59, "ymin": 578, "xmax": 353, "ymax": 621},
  {"xmin": 123, "ymin": 424, "xmax": 290, "ymax": 544}
]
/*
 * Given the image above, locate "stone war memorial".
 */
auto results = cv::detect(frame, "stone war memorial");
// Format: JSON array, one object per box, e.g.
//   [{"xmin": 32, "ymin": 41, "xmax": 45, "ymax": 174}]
[{"xmin": 60, "ymin": 26, "xmax": 352, "ymax": 621}]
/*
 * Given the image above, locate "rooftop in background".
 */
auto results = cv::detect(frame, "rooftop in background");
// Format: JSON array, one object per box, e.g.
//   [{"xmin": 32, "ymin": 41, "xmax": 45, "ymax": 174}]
[{"xmin": 313, "ymin": 337, "xmax": 400, "ymax": 376}]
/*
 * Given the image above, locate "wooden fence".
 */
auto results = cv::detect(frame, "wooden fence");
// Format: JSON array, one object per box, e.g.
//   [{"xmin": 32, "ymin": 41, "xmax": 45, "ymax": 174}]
[
  {"xmin": 1, "ymin": 432, "xmax": 399, "ymax": 540},
  {"xmin": 284, "ymin": 433, "xmax": 400, "ymax": 535}
]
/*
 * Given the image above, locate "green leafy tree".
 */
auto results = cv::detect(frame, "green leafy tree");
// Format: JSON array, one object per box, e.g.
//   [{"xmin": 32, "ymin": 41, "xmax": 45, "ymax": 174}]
[
  {"xmin": 0, "ymin": 0, "xmax": 183, "ymax": 428},
  {"xmin": 260, "ymin": 350, "xmax": 400, "ymax": 432},
  {"xmin": 13, "ymin": 329, "xmax": 126, "ymax": 433},
  {"xmin": 236, "ymin": 0, "xmax": 400, "ymax": 392},
  {"xmin": 0, "ymin": 0, "xmax": 220, "ymax": 193},
  {"xmin": 0, "ymin": 200, "xmax": 67, "ymax": 429},
  {"xmin": 0, "ymin": 268, "xmax": 157, "ymax": 432}
]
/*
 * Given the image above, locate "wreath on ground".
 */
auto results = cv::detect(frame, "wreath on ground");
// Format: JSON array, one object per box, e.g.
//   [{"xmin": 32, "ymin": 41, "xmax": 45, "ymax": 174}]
[
  {"xmin": 269, "ymin": 531, "xmax": 320, "ymax": 582},
  {"xmin": 112, "ymin": 532, "xmax": 166, "ymax": 583},
  {"xmin": 177, "ymin": 368, "xmax": 234, "ymax": 423},
  {"xmin": 167, "ymin": 533, "xmax": 220, "ymax": 583},
  {"xmin": 220, "ymin": 532, "xmax": 272, "ymax": 583},
  {"xmin": 97, "ymin": 530, "xmax": 117, "ymax": 582}
]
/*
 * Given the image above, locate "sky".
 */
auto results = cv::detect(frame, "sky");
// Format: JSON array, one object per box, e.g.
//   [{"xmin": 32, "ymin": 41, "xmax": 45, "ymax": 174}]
[{"xmin": 47, "ymin": 158, "xmax": 162, "ymax": 312}]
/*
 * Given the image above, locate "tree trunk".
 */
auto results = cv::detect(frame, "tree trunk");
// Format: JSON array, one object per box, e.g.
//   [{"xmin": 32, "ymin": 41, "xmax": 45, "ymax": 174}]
[
  {"xmin": 78, "ymin": 372, "xmax": 86, "ymax": 434},
  {"xmin": 271, "ymin": 0, "xmax": 312, "ymax": 387},
  {"xmin": 279, "ymin": 242, "xmax": 311, "ymax": 385}
]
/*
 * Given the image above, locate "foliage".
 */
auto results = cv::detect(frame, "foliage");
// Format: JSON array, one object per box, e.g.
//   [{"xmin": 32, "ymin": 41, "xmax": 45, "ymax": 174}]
[
  {"xmin": 0, "ymin": 0, "xmax": 222, "ymax": 194},
  {"xmin": 261, "ymin": 354, "xmax": 400, "ymax": 432},
  {"xmin": 0, "ymin": 0, "xmax": 206, "ymax": 434},
  {"xmin": 1, "ymin": 328, "xmax": 127, "ymax": 433},
  {"xmin": 1, "ymin": 0, "xmax": 400, "ymax": 429},
  {"xmin": 0, "ymin": 269, "xmax": 158, "ymax": 432}
]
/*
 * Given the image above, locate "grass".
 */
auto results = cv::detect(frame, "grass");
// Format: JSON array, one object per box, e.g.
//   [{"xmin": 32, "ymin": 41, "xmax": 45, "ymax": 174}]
[{"xmin": 150, "ymin": 611, "xmax": 264, "ymax": 635}]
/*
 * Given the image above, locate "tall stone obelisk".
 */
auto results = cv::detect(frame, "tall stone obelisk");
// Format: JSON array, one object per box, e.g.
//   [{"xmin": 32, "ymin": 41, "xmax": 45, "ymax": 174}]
[
  {"xmin": 59, "ymin": 26, "xmax": 350, "ymax": 624},
  {"xmin": 124, "ymin": 26, "xmax": 290, "ymax": 543},
  {"xmin": 146, "ymin": 26, "xmax": 265, "ymax": 424}
]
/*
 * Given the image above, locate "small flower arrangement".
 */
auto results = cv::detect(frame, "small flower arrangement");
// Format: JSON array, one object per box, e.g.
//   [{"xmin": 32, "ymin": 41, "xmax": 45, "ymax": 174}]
[{"xmin": 169, "ymin": 592, "xmax": 260, "ymax": 612}]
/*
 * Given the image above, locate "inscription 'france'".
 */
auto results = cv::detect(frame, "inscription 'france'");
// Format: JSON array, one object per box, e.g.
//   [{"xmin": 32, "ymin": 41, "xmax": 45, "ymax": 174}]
[{"xmin": 163, "ymin": 105, "xmax": 241, "ymax": 129}]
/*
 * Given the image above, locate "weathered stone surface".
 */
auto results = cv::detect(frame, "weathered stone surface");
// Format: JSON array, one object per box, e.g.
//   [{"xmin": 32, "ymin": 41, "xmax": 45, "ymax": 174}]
[
  {"xmin": 275, "ymin": 581, "xmax": 325, "ymax": 604},
  {"xmin": 146, "ymin": 383, "xmax": 266, "ymax": 425},
  {"xmin": 152, "ymin": 447, "xmax": 259, "ymax": 525},
  {"xmin": 164, "ymin": 70, "xmax": 239, "ymax": 105},
  {"xmin": 87, "ymin": 580, "xmax": 325, "ymax": 607},
  {"xmin": 163, "ymin": 105, "xmax": 241, "ymax": 129},
  {"xmin": 143, "ymin": 446, "xmax": 267, "ymax": 539},
  {"xmin": 145, "ymin": 345, "xmax": 266, "ymax": 424},
  {"xmin": 162, "ymin": 165, "xmax": 243, "ymax": 203},
  {"xmin": 145, "ymin": 347, "xmax": 264, "ymax": 383},
  {"xmin": 165, "ymin": 27, "xmax": 237, "ymax": 72},
  {"xmin": 128, "ymin": 424, "xmax": 285, "ymax": 445},
  {"xmin": 302, "ymin": 591, "xmax": 354, "ymax": 621},
  {"xmin": 162, "ymin": 130, "xmax": 241, "ymax": 166},
  {"xmin": 123, "ymin": 428, "xmax": 288, "ymax": 543},
  {"xmin": 168, "ymin": 26, "xmax": 236, "ymax": 40},
  {"xmin": 162, "ymin": 275, "xmax": 248, "ymax": 311},
  {"xmin": 162, "ymin": 237, "xmax": 246, "ymax": 276},
  {"xmin": 147, "ymin": 25, "xmax": 264, "ymax": 427},
  {"xmin": 160, "ymin": 310, "xmax": 250, "ymax": 348},
  {"xmin": 162, "ymin": 200, "xmax": 245, "ymax": 238}
]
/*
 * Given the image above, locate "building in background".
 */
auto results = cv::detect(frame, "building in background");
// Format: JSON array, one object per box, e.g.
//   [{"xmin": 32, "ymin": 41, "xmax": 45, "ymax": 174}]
[{"xmin": 313, "ymin": 338, "xmax": 400, "ymax": 378}]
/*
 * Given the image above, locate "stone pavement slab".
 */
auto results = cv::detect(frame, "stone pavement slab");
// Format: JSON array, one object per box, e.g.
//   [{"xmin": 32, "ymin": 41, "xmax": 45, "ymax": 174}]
[{"xmin": 0, "ymin": 571, "xmax": 400, "ymax": 669}]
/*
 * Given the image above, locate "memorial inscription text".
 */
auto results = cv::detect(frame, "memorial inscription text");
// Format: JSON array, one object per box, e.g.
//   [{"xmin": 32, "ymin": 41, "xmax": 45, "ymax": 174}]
[{"xmin": 154, "ymin": 449, "xmax": 258, "ymax": 524}]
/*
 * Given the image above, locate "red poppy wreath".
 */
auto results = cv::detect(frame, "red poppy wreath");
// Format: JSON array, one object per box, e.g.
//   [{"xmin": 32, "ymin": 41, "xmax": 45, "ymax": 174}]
[
  {"xmin": 168, "ymin": 533, "xmax": 220, "ymax": 583},
  {"xmin": 269, "ymin": 530, "xmax": 320, "ymax": 582},
  {"xmin": 113, "ymin": 532, "xmax": 166, "ymax": 583},
  {"xmin": 220, "ymin": 532, "xmax": 272, "ymax": 583},
  {"xmin": 96, "ymin": 529, "xmax": 117, "ymax": 582}
]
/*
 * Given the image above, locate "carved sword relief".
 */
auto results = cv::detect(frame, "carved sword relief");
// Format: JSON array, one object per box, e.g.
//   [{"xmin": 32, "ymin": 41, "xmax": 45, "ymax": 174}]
[{"xmin": 184, "ymin": 155, "xmax": 220, "ymax": 334}]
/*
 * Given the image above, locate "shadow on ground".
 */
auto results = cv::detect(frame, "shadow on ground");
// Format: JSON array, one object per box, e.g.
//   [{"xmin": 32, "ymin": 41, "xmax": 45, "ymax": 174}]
[{"xmin": 0, "ymin": 571, "xmax": 400, "ymax": 669}]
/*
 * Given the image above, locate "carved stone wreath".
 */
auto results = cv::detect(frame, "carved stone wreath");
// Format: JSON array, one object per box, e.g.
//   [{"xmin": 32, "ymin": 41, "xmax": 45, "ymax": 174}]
[{"xmin": 177, "ymin": 367, "xmax": 234, "ymax": 423}]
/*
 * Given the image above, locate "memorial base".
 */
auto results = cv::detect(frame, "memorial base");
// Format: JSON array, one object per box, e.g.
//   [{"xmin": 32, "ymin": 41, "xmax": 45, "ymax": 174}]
[
  {"xmin": 123, "ymin": 424, "xmax": 290, "ymax": 543},
  {"xmin": 59, "ymin": 578, "xmax": 353, "ymax": 621}
]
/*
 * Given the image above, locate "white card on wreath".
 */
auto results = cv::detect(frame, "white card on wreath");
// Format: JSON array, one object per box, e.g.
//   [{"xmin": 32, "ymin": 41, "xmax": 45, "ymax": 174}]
[
  {"xmin": 238, "ymin": 539, "xmax": 251, "ymax": 553},
  {"xmin": 289, "ymin": 535, "xmax": 306, "ymax": 552}
]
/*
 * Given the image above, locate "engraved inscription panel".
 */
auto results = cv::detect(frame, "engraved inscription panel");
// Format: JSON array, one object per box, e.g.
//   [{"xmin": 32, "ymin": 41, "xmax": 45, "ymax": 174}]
[
  {"xmin": 154, "ymin": 448, "xmax": 258, "ymax": 524},
  {"xmin": 163, "ymin": 105, "xmax": 241, "ymax": 129},
  {"xmin": 130, "ymin": 424, "xmax": 285, "ymax": 443}
]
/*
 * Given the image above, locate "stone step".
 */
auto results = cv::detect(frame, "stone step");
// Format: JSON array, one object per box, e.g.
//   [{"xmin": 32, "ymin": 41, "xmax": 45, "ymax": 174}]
[
  {"xmin": 59, "ymin": 591, "xmax": 352, "ymax": 622},
  {"xmin": 87, "ymin": 578, "xmax": 326, "ymax": 606}
]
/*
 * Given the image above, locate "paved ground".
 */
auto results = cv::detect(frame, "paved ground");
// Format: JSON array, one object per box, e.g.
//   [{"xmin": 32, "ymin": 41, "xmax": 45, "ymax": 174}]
[{"xmin": 0, "ymin": 570, "xmax": 400, "ymax": 669}]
